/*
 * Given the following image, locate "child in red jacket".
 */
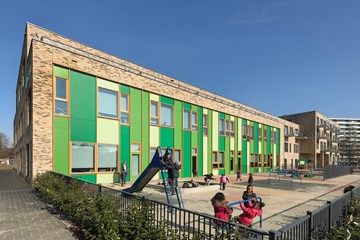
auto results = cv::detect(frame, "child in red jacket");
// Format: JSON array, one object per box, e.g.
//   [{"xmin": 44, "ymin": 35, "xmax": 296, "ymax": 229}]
[
  {"xmin": 237, "ymin": 200, "xmax": 265, "ymax": 227},
  {"xmin": 211, "ymin": 192, "xmax": 233, "ymax": 233}
]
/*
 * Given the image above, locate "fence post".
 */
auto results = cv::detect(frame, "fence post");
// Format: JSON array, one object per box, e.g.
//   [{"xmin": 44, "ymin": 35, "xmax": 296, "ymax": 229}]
[
  {"xmin": 98, "ymin": 183, "xmax": 102, "ymax": 193},
  {"xmin": 327, "ymin": 201, "xmax": 332, "ymax": 233},
  {"xmin": 306, "ymin": 211, "xmax": 313, "ymax": 239},
  {"xmin": 268, "ymin": 230, "xmax": 279, "ymax": 240}
]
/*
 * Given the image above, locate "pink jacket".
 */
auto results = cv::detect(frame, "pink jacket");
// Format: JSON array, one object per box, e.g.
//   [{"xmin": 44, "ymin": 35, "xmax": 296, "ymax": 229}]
[
  {"xmin": 212, "ymin": 200, "xmax": 232, "ymax": 225},
  {"xmin": 220, "ymin": 176, "xmax": 230, "ymax": 183},
  {"xmin": 238, "ymin": 202, "xmax": 263, "ymax": 226}
]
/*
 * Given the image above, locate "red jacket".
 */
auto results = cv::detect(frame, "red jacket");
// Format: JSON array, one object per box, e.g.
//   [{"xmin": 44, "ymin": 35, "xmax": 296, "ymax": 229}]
[
  {"xmin": 212, "ymin": 200, "xmax": 232, "ymax": 225},
  {"xmin": 238, "ymin": 202, "xmax": 263, "ymax": 226}
]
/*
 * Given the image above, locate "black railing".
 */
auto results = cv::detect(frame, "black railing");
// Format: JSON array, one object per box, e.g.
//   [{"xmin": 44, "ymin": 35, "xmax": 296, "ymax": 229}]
[{"xmin": 323, "ymin": 165, "xmax": 352, "ymax": 180}]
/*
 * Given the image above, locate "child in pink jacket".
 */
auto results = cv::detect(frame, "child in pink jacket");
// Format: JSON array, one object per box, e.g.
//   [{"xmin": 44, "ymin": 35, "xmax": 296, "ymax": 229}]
[
  {"xmin": 237, "ymin": 200, "xmax": 265, "ymax": 227},
  {"xmin": 219, "ymin": 174, "xmax": 230, "ymax": 190},
  {"xmin": 211, "ymin": 192, "xmax": 233, "ymax": 233}
]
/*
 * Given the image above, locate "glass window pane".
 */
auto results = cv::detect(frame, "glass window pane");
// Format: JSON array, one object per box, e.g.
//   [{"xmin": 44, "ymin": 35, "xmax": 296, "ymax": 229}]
[
  {"xmin": 121, "ymin": 94, "xmax": 128, "ymax": 111},
  {"xmin": 192, "ymin": 112, "xmax": 198, "ymax": 131},
  {"xmin": 72, "ymin": 143, "xmax": 94, "ymax": 172},
  {"xmin": 220, "ymin": 119, "xmax": 225, "ymax": 135},
  {"xmin": 161, "ymin": 104, "xmax": 173, "ymax": 127},
  {"xmin": 151, "ymin": 102, "xmax": 158, "ymax": 117},
  {"xmin": 192, "ymin": 148, "xmax": 197, "ymax": 154},
  {"xmin": 131, "ymin": 154, "xmax": 140, "ymax": 176},
  {"xmin": 55, "ymin": 100, "xmax": 68, "ymax": 115},
  {"xmin": 99, "ymin": 88, "xmax": 118, "ymax": 118},
  {"xmin": 150, "ymin": 148, "xmax": 157, "ymax": 160},
  {"xmin": 98, "ymin": 144, "xmax": 118, "ymax": 171},
  {"xmin": 121, "ymin": 112, "xmax": 129, "ymax": 124},
  {"xmin": 203, "ymin": 128, "xmax": 208, "ymax": 135},
  {"xmin": 173, "ymin": 150, "xmax": 180, "ymax": 162},
  {"xmin": 131, "ymin": 143, "xmax": 140, "ymax": 152},
  {"xmin": 203, "ymin": 115, "xmax": 207, "ymax": 127},
  {"xmin": 150, "ymin": 117, "xmax": 159, "ymax": 125},
  {"xmin": 56, "ymin": 78, "xmax": 66, "ymax": 99},
  {"xmin": 212, "ymin": 152, "xmax": 217, "ymax": 162},
  {"xmin": 219, "ymin": 152, "xmax": 224, "ymax": 168},
  {"xmin": 183, "ymin": 109, "xmax": 190, "ymax": 130}
]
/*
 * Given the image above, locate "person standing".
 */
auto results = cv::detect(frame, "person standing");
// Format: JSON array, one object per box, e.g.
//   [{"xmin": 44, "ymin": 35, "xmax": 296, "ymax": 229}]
[
  {"xmin": 161, "ymin": 153, "xmax": 181, "ymax": 194},
  {"xmin": 192, "ymin": 168, "xmax": 198, "ymax": 177},
  {"xmin": 236, "ymin": 170, "xmax": 242, "ymax": 181},
  {"xmin": 248, "ymin": 173, "xmax": 254, "ymax": 185},
  {"xmin": 121, "ymin": 161, "xmax": 127, "ymax": 186},
  {"xmin": 219, "ymin": 174, "xmax": 230, "ymax": 190}
]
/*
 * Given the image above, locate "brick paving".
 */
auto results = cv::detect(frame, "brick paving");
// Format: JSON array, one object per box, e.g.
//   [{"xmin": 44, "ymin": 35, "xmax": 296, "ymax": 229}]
[{"xmin": 0, "ymin": 170, "xmax": 76, "ymax": 240}]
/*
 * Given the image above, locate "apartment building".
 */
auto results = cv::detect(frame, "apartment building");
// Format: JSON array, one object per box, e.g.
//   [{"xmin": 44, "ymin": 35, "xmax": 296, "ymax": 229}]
[
  {"xmin": 282, "ymin": 120, "xmax": 301, "ymax": 169},
  {"xmin": 281, "ymin": 111, "xmax": 340, "ymax": 168},
  {"xmin": 331, "ymin": 118, "xmax": 360, "ymax": 163},
  {"xmin": 14, "ymin": 23, "xmax": 285, "ymax": 184}
]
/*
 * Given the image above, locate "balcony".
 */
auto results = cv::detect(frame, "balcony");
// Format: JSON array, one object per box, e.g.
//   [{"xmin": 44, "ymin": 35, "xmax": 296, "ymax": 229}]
[
  {"xmin": 318, "ymin": 134, "xmax": 327, "ymax": 139},
  {"xmin": 320, "ymin": 146, "xmax": 331, "ymax": 153},
  {"xmin": 295, "ymin": 133, "xmax": 308, "ymax": 140}
]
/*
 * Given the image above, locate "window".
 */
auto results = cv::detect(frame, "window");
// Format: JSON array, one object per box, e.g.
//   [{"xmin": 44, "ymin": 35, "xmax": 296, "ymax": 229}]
[
  {"xmin": 284, "ymin": 142, "xmax": 288, "ymax": 152},
  {"xmin": 242, "ymin": 124, "xmax": 247, "ymax": 139},
  {"xmin": 191, "ymin": 112, "xmax": 198, "ymax": 131},
  {"xmin": 264, "ymin": 129, "xmax": 268, "ymax": 142},
  {"xmin": 230, "ymin": 121, "xmax": 234, "ymax": 137},
  {"xmin": 173, "ymin": 149, "xmax": 181, "ymax": 163},
  {"xmin": 259, "ymin": 127, "xmax": 262, "ymax": 141},
  {"xmin": 161, "ymin": 104, "xmax": 173, "ymax": 127},
  {"xmin": 183, "ymin": 109, "xmax": 191, "ymax": 130},
  {"xmin": 131, "ymin": 154, "xmax": 140, "ymax": 176},
  {"xmin": 219, "ymin": 152, "xmax": 224, "ymax": 168},
  {"xmin": 150, "ymin": 147, "xmax": 157, "ymax": 160},
  {"xmin": 72, "ymin": 143, "xmax": 94, "ymax": 173},
  {"xmin": 219, "ymin": 118, "xmax": 225, "ymax": 136},
  {"xmin": 131, "ymin": 143, "xmax": 141, "ymax": 152},
  {"xmin": 192, "ymin": 148, "xmax": 197, "ymax": 155},
  {"xmin": 98, "ymin": 88, "xmax": 118, "ymax": 118},
  {"xmin": 273, "ymin": 131, "xmax": 277, "ymax": 143},
  {"xmin": 294, "ymin": 144, "xmax": 299, "ymax": 153},
  {"xmin": 150, "ymin": 101, "xmax": 159, "ymax": 125},
  {"xmin": 284, "ymin": 126, "xmax": 288, "ymax": 136},
  {"xmin": 230, "ymin": 151, "xmax": 234, "ymax": 171},
  {"xmin": 55, "ymin": 77, "xmax": 68, "ymax": 115},
  {"xmin": 225, "ymin": 120, "xmax": 230, "ymax": 136},
  {"xmin": 121, "ymin": 94, "xmax": 129, "ymax": 124},
  {"xmin": 249, "ymin": 126, "xmax": 254, "ymax": 140},
  {"xmin": 289, "ymin": 143, "xmax": 292, "ymax": 153},
  {"xmin": 212, "ymin": 152, "xmax": 218, "ymax": 169},
  {"xmin": 250, "ymin": 154, "xmax": 260, "ymax": 167},
  {"xmin": 98, "ymin": 144, "xmax": 118, "ymax": 172},
  {"xmin": 203, "ymin": 114, "xmax": 208, "ymax": 136}
]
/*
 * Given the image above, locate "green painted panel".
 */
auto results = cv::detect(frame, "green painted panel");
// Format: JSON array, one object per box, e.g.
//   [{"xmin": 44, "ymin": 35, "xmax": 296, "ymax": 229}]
[
  {"xmin": 191, "ymin": 132, "xmax": 198, "ymax": 148},
  {"xmin": 270, "ymin": 127, "xmax": 274, "ymax": 154},
  {"xmin": 191, "ymin": 105, "xmax": 198, "ymax": 112},
  {"xmin": 254, "ymin": 122, "xmax": 259, "ymax": 154},
  {"xmin": 219, "ymin": 169, "xmax": 225, "ymax": 175},
  {"xmin": 183, "ymin": 131, "xmax": 191, "ymax": 177},
  {"xmin": 54, "ymin": 66, "xmax": 68, "ymax": 79},
  {"xmin": 184, "ymin": 102, "xmax": 191, "ymax": 110},
  {"xmin": 120, "ymin": 125, "xmax": 130, "ymax": 181},
  {"xmin": 131, "ymin": 88, "xmax": 142, "ymax": 143},
  {"xmin": 207, "ymin": 110, "xmax": 213, "ymax": 174},
  {"xmin": 142, "ymin": 91, "xmax": 149, "ymax": 166},
  {"xmin": 276, "ymin": 128, "xmax": 280, "ymax": 156},
  {"xmin": 120, "ymin": 84, "xmax": 130, "ymax": 94},
  {"xmin": 219, "ymin": 136, "xmax": 225, "ymax": 151},
  {"xmin": 72, "ymin": 174, "xmax": 96, "ymax": 183},
  {"xmin": 267, "ymin": 126, "xmax": 271, "ymax": 154},
  {"xmin": 198, "ymin": 107, "xmax": 203, "ymax": 176},
  {"xmin": 174, "ymin": 100, "xmax": 182, "ymax": 149},
  {"xmin": 250, "ymin": 121, "xmax": 254, "ymax": 153},
  {"xmin": 225, "ymin": 136, "xmax": 230, "ymax": 174},
  {"xmin": 219, "ymin": 113, "xmax": 225, "ymax": 118},
  {"xmin": 160, "ymin": 96, "xmax": 174, "ymax": 105},
  {"xmin": 234, "ymin": 117, "xmax": 238, "ymax": 171},
  {"xmin": 54, "ymin": 117, "xmax": 69, "ymax": 175},
  {"xmin": 70, "ymin": 70, "xmax": 96, "ymax": 142},
  {"xmin": 250, "ymin": 168, "xmax": 259, "ymax": 173},
  {"xmin": 160, "ymin": 127, "xmax": 174, "ymax": 148},
  {"xmin": 242, "ymin": 139, "xmax": 247, "ymax": 174}
]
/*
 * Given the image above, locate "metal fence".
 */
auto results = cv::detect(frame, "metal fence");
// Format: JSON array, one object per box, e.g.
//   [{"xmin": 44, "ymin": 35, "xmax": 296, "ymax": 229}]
[{"xmin": 323, "ymin": 165, "xmax": 352, "ymax": 180}]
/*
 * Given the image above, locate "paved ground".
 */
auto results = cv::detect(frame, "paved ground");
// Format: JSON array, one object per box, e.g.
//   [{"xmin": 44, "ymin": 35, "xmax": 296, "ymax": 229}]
[
  {"xmin": 0, "ymin": 170, "xmax": 76, "ymax": 240},
  {"xmin": 108, "ymin": 172, "xmax": 360, "ymax": 232}
]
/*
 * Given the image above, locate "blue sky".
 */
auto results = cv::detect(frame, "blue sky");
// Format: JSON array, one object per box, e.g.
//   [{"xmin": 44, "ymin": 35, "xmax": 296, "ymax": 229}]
[{"xmin": 1, "ymin": 0, "xmax": 360, "ymax": 141}]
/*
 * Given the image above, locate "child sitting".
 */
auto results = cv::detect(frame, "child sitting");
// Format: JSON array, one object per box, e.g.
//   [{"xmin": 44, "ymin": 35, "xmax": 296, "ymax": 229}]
[
  {"xmin": 211, "ymin": 192, "xmax": 233, "ymax": 233},
  {"xmin": 237, "ymin": 200, "xmax": 265, "ymax": 227},
  {"xmin": 242, "ymin": 184, "xmax": 257, "ymax": 207},
  {"xmin": 219, "ymin": 174, "xmax": 230, "ymax": 190}
]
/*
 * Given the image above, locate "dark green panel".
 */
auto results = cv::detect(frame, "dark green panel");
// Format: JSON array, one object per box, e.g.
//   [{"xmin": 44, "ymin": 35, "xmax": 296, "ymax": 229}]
[
  {"xmin": 70, "ymin": 70, "xmax": 96, "ymax": 142},
  {"xmin": 198, "ymin": 107, "xmax": 203, "ymax": 176},
  {"xmin": 120, "ymin": 125, "xmax": 130, "ymax": 181},
  {"xmin": 234, "ymin": 118, "xmax": 238, "ymax": 171},
  {"xmin": 242, "ymin": 139, "xmax": 247, "ymax": 174},
  {"xmin": 160, "ymin": 127, "xmax": 174, "ymax": 148},
  {"xmin": 184, "ymin": 102, "xmax": 191, "ymax": 110},
  {"xmin": 54, "ymin": 117, "xmax": 69, "ymax": 175},
  {"xmin": 131, "ymin": 88, "xmax": 142, "ymax": 143},
  {"xmin": 225, "ymin": 136, "xmax": 230, "ymax": 174},
  {"xmin": 120, "ymin": 84, "xmax": 130, "ymax": 94},
  {"xmin": 183, "ymin": 131, "xmax": 191, "ymax": 177},
  {"xmin": 276, "ymin": 128, "xmax": 280, "ymax": 156},
  {"xmin": 174, "ymin": 100, "xmax": 182, "ymax": 149},
  {"xmin": 219, "ymin": 113, "xmax": 225, "ymax": 118},
  {"xmin": 72, "ymin": 174, "xmax": 96, "ymax": 183},
  {"xmin": 250, "ymin": 122, "xmax": 254, "ymax": 153},
  {"xmin": 141, "ymin": 91, "xmax": 149, "ymax": 167},
  {"xmin": 207, "ymin": 110, "xmax": 212, "ymax": 174},
  {"xmin": 160, "ymin": 96, "xmax": 174, "ymax": 105},
  {"xmin": 219, "ymin": 136, "xmax": 225, "ymax": 151},
  {"xmin": 268, "ymin": 126, "xmax": 272, "ymax": 154},
  {"xmin": 254, "ymin": 122, "xmax": 259, "ymax": 154}
]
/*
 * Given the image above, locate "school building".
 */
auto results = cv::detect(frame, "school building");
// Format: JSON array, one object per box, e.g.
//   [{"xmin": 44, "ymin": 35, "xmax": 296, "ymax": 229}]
[{"xmin": 14, "ymin": 23, "xmax": 291, "ymax": 184}]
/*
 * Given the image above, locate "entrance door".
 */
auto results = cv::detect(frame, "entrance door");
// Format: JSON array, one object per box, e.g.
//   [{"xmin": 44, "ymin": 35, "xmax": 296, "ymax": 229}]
[{"xmin": 192, "ymin": 156, "xmax": 197, "ymax": 176}]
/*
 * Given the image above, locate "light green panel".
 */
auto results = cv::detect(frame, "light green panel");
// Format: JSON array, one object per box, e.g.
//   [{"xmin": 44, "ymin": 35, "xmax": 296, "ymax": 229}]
[
  {"xmin": 72, "ymin": 174, "xmax": 96, "ymax": 183},
  {"xmin": 174, "ymin": 100, "xmax": 182, "ymax": 149},
  {"xmin": 254, "ymin": 122, "xmax": 259, "ymax": 154},
  {"xmin": 54, "ymin": 65, "xmax": 68, "ymax": 79},
  {"xmin": 150, "ymin": 93, "xmax": 159, "ymax": 101},
  {"xmin": 54, "ymin": 116, "xmax": 69, "ymax": 175},
  {"xmin": 150, "ymin": 126, "xmax": 159, "ymax": 147},
  {"xmin": 198, "ymin": 107, "xmax": 203, "ymax": 176},
  {"xmin": 230, "ymin": 137, "xmax": 235, "ymax": 150},
  {"xmin": 191, "ymin": 105, "xmax": 198, "ymax": 112},
  {"xmin": 97, "ymin": 173, "xmax": 119, "ymax": 184},
  {"xmin": 207, "ymin": 110, "xmax": 213, "ymax": 174},
  {"xmin": 212, "ymin": 111, "xmax": 219, "ymax": 151},
  {"xmin": 250, "ymin": 122, "xmax": 254, "ymax": 153},
  {"xmin": 131, "ymin": 88, "xmax": 142, "ymax": 143},
  {"xmin": 97, "ymin": 78, "xmax": 118, "ymax": 91},
  {"xmin": 237, "ymin": 118, "xmax": 242, "ymax": 152},
  {"xmin": 141, "ymin": 91, "xmax": 149, "ymax": 166},
  {"xmin": 225, "ymin": 136, "xmax": 230, "ymax": 174},
  {"xmin": 203, "ymin": 137, "xmax": 208, "ymax": 174},
  {"xmin": 97, "ymin": 118, "xmax": 119, "ymax": 144},
  {"xmin": 183, "ymin": 131, "xmax": 191, "ymax": 177},
  {"xmin": 191, "ymin": 132, "xmax": 198, "ymax": 148}
]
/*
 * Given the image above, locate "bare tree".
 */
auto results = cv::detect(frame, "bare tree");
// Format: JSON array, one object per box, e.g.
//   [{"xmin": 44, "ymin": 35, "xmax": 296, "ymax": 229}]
[{"xmin": 0, "ymin": 132, "xmax": 10, "ymax": 159}]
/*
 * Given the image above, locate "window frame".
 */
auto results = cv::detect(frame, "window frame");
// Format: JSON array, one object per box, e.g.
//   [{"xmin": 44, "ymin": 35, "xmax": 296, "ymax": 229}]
[
  {"xmin": 97, "ymin": 144, "xmax": 119, "ymax": 172},
  {"xmin": 120, "ymin": 93, "xmax": 130, "ymax": 125},
  {"xmin": 160, "ymin": 103, "xmax": 174, "ymax": 128},
  {"xmin": 54, "ymin": 76, "xmax": 69, "ymax": 116},
  {"xmin": 229, "ymin": 120, "xmax": 235, "ymax": 137},
  {"xmin": 203, "ymin": 114, "xmax": 208, "ymax": 136},
  {"xmin": 70, "ymin": 142, "xmax": 95, "ymax": 174},
  {"xmin": 191, "ymin": 111, "xmax": 198, "ymax": 131},
  {"xmin": 97, "ymin": 87, "xmax": 119, "ymax": 119},
  {"xmin": 219, "ymin": 118, "xmax": 225, "ymax": 136},
  {"xmin": 183, "ymin": 109, "xmax": 191, "ymax": 130},
  {"xmin": 150, "ymin": 101, "xmax": 160, "ymax": 126}
]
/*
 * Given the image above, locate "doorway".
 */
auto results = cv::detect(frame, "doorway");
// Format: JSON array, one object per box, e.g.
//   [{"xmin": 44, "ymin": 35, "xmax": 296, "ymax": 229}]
[{"xmin": 192, "ymin": 156, "xmax": 197, "ymax": 176}]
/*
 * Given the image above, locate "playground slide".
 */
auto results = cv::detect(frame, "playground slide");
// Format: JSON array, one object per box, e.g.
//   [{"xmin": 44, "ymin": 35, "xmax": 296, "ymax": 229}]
[{"xmin": 123, "ymin": 148, "xmax": 162, "ymax": 193}]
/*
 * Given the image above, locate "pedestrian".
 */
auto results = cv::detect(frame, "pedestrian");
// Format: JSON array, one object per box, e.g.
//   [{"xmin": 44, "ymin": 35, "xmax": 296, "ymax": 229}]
[
  {"xmin": 237, "ymin": 200, "xmax": 265, "ymax": 227},
  {"xmin": 161, "ymin": 153, "xmax": 181, "ymax": 194},
  {"xmin": 242, "ymin": 184, "xmax": 257, "ymax": 207},
  {"xmin": 193, "ymin": 168, "xmax": 198, "ymax": 177},
  {"xmin": 236, "ymin": 170, "xmax": 242, "ymax": 181},
  {"xmin": 204, "ymin": 173, "xmax": 216, "ymax": 185},
  {"xmin": 219, "ymin": 174, "xmax": 230, "ymax": 190},
  {"xmin": 120, "ymin": 161, "xmax": 127, "ymax": 186},
  {"xmin": 211, "ymin": 192, "xmax": 233, "ymax": 234},
  {"xmin": 248, "ymin": 173, "xmax": 254, "ymax": 185}
]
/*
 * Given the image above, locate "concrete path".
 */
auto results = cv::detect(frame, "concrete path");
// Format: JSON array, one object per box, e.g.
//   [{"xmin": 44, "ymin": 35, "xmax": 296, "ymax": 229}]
[{"xmin": 0, "ymin": 170, "xmax": 76, "ymax": 240}]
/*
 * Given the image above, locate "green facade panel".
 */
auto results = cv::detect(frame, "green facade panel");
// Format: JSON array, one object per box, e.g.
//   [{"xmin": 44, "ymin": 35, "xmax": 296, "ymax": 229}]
[
  {"xmin": 225, "ymin": 136, "xmax": 230, "ymax": 174},
  {"xmin": 174, "ymin": 100, "xmax": 182, "ymax": 149},
  {"xmin": 54, "ymin": 66, "xmax": 68, "ymax": 79},
  {"xmin": 72, "ymin": 174, "xmax": 96, "ymax": 183},
  {"xmin": 120, "ymin": 84, "xmax": 130, "ymax": 94},
  {"xmin": 198, "ymin": 107, "xmax": 203, "ymax": 176},
  {"xmin": 120, "ymin": 125, "xmax": 130, "ymax": 181},
  {"xmin": 70, "ymin": 70, "xmax": 96, "ymax": 142},
  {"xmin": 160, "ymin": 96, "xmax": 174, "ymax": 105},
  {"xmin": 207, "ymin": 110, "xmax": 213, "ymax": 174},
  {"xmin": 184, "ymin": 102, "xmax": 191, "ymax": 110},
  {"xmin": 183, "ymin": 131, "xmax": 191, "ymax": 177},
  {"xmin": 54, "ymin": 117, "xmax": 69, "ymax": 175},
  {"xmin": 131, "ymin": 88, "xmax": 142, "ymax": 143},
  {"xmin": 254, "ymin": 122, "xmax": 259, "ymax": 154},
  {"xmin": 141, "ymin": 91, "xmax": 149, "ymax": 166},
  {"xmin": 160, "ymin": 127, "xmax": 174, "ymax": 148}
]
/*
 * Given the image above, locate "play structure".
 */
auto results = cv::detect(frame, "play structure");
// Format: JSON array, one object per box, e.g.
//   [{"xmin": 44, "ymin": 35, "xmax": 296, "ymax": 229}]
[
  {"xmin": 228, "ymin": 197, "xmax": 263, "ymax": 228},
  {"xmin": 267, "ymin": 169, "xmax": 303, "ymax": 187},
  {"xmin": 123, "ymin": 146, "xmax": 184, "ymax": 208},
  {"xmin": 296, "ymin": 159, "xmax": 313, "ymax": 178}
]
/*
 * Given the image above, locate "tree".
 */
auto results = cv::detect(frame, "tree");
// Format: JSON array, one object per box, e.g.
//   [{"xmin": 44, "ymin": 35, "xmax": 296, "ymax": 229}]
[{"xmin": 0, "ymin": 132, "xmax": 11, "ymax": 159}]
